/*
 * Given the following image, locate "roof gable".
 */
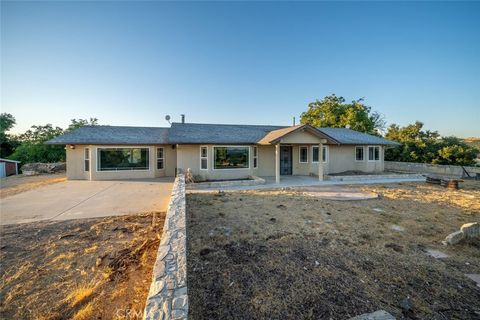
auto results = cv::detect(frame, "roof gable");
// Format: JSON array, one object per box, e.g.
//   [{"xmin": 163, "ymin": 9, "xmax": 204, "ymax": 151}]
[{"xmin": 257, "ymin": 125, "xmax": 338, "ymax": 145}]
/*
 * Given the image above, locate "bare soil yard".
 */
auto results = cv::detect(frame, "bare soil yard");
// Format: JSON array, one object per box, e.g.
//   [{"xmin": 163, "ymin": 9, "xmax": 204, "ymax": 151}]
[
  {"xmin": 0, "ymin": 173, "xmax": 66, "ymax": 199},
  {"xmin": 187, "ymin": 181, "xmax": 480, "ymax": 319},
  {"xmin": 0, "ymin": 212, "xmax": 165, "ymax": 320}
]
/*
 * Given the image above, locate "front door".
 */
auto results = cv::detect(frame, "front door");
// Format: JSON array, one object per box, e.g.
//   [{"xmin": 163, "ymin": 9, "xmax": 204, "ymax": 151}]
[{"xmin": 280, "ymin": 146, "xmax": 292, "ymax": 175}]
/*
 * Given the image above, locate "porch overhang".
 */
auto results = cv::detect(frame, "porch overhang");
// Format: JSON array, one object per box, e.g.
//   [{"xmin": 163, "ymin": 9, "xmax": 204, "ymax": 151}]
[{"xmin": 257, "ymin": 124, "xmax": 339, "ymax": 145}]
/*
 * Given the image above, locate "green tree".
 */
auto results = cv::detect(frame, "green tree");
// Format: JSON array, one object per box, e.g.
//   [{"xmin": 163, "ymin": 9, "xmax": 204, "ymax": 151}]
[
  {"xmin": 300, "ymin": 94, "xmax": 385, "ymax": 135},
  {"xmin": 0, "ymin": 113, "xmax": 20, "ymax": 158},
  {"xmin": 385, "ymin": 122, "xmax": 478, "ymax": 166},
  {"xmin": 8, "ymin": 125, "xmax": 65, "ymax": 163},
  {"xmin": 8, "ymin": 118, "xmax": 100, "ymax": 164},
  {"xmin": 68, "ymin": 118, "xmax": 99, "ymax": 131}
]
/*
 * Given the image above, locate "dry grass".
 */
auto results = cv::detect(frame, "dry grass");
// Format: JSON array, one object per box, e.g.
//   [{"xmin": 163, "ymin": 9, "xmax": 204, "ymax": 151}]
[
  {"xmin": 72, "ymin": 302, "xmax": 94, "ymax": 320},
  {"xmin": 0, "ymin": 173, "xmax": 66, "ymax": 199},
  {"xmin": 187, "ymin": 181, "xmax": 480, "ymax": 319},
  {"xmin": 0, "ymin": 212, "xmax": 165, "ymax": 319},
  {"xmin": 65, "ymin": 284, "xmax": 96, "ymax": 307}
]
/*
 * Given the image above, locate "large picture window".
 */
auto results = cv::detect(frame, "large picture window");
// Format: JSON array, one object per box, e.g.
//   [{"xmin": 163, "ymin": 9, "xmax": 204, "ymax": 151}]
[
  {"xmin": 214, "ymin": 146, "xmax": 249, "ymax": 169},
  {"xmin": 98, "ymin": 148, "xmax": 149, "ymax": 171}
]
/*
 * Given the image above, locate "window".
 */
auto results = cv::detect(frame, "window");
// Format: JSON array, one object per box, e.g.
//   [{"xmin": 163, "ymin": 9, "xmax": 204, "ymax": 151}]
[
  {"xmin": 368, "ymin": 146, "xmax": 380, "ymax": 161},
  {"xmin": 97, "ymin": 148, "xmax": 149, "ymax": 171},
  {"xmin": 157, "ymin": 147, "xmax": 164, "ymax": 170},
  {"xmin": 312, "ymin": 146, "xmax": 319, "ymax": 163},
  {"xmin": 355, "ymin": 147, "xmax": 364, "ymax": 161},
  {"xmin": 84, "ymin": 148, "xmax": 90, "ymax": 172},
  {"xmin": 253, "ymin": 146, "xmax": 258, "ymax": 169},
  {"xmin": 200, "ymin": 146, "xmax": 208, "ymax": 170},
  {"xmin": 299, "ymin": 146, "xmax": 308, "ymax": 163},
  {"xmin": 322, "ymin": 146, "xmax": 328, "ymax": 163},
  {"xmin": 312, "ymin": 146, "xmax": 327, "ymax": 163},
  {"xmin": 214, "ymin": 146, "xmax": 249, "ymax": 169}
]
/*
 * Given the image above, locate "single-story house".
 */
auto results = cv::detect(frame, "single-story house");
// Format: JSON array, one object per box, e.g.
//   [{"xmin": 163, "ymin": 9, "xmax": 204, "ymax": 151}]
[
  {"xmin": 46, "ymin": 122, "xmax": 400, "ymax": 183},
  {"xmin": 0, "ymin": 158, "xmax": 20, "ymax": 178}
]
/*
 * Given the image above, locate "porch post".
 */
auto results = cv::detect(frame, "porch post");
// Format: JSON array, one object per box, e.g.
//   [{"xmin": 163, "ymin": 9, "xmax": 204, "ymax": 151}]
[
  {"xmin": 318, "ymin": 143, "xmax": 324, "ymax": 181},
  {"xmin": 275, "ymin": 143, "xmax": 280, "ymax": 184}
]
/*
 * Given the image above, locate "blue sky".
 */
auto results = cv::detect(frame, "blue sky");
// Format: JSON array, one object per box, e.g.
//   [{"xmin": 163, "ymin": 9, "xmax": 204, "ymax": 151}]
[{"xmin": 1, "ymin": 1, "xmax": 479, "ymax": 137}]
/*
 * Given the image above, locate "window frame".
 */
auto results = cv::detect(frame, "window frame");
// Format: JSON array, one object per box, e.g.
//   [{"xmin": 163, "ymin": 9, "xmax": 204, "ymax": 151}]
[
  {"xmin": 96, "ymin": 147, "xmax": 150, "ymax": 172},
  {"xmin": 84, "ymin": 148, "xmax": 90, "ymax": 172},
  {"xmin": 322, "ymin": 145, "xmax": 328, "ymax": 163},
  {"xmin": 253, "ymin": 146, "xmax": 258, "ymax": 169},
  {"xmin": 213, "ymin": 145, "xmax": 250, "ymax": 170},
  {"xmin": 200, "ymin": 146, "xmax": 208, "ymax": 171},
  {"xmin": 156, "ymin": 147, "xmax": 165, "ymax": 170},
  {"xmin": 299, "ymin": 146, "xmax": 309, "ymax": 163},
  {"xmin": 311, "ymin": 146, "xmax": 328, "ymax": 163},
  {"xmin": 355, "ymin": 146, "xmax": 364, "ymax": 162},
  {"xmin": 368, "ymin": 146, "xmax": 380, "ymax": 162}
]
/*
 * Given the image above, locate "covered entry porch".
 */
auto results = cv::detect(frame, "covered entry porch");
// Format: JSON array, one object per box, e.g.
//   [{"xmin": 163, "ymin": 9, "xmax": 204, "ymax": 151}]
[{"xmin": 257, "ymin": 124, "xmax": 338, "ymax": 184}]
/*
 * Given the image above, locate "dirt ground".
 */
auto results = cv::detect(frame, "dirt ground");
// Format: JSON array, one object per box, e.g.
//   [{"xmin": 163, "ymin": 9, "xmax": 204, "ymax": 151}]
[
  {"xmin": 0, "ymin": 173, "xmax": 66, "ymax": 199},
  {"xmin": 0, "ymin": 212, "xmax": 165, "ymax": 320},
  {"xmin": 186, "ymin": 181, "xmax": 480, "ymax": 320}
]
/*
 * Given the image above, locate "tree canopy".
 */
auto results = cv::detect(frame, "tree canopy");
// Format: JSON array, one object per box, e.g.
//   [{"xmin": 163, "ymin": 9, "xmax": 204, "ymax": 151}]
[
  {"xmin": 6, "ymin": 118, "xmax": 99, "ymax": 164},
  {"xmin": 385, "ymin": 122, "xmax": 478, "ymax": 166},
  {"xmin": 0, "ymin": 113, "xmax": 20, "ymax": 158},
  {"xmin": 300, "ymin": 94, "xmax": 385, "ymax": 135}
]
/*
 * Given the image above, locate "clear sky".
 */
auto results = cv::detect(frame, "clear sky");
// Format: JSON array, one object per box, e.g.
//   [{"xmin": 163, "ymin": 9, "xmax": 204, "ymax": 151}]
[{"xmin": 1, "ymin": 1, "xmax": 479, "ymax": 137}]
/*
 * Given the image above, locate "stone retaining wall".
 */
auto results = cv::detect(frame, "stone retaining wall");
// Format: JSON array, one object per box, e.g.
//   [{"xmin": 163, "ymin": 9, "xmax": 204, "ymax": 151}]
[
  {"xmin": 385, "ymin": 161, "xmax": 480, "ymax": 178},
  {"xmin": 144, "ymin": 174, "xmax": 188, "ymax": 320}
]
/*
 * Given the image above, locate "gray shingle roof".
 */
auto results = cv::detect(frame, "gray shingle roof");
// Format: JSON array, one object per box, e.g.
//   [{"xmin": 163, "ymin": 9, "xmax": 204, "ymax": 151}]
[
  {"xmin": 318, "ymin": 128, "xmax": 400, "ymax": 146},
  {"xmin": 46, "ymin": 125, "xmax": 169, "ymax": 145},
  {"xmin": 46, "ymin": 123, "xmax": 400, "ymax": 146},
  {"xmin": 168, "ymin": 123, "xmax": 286, "ymax": 144}
]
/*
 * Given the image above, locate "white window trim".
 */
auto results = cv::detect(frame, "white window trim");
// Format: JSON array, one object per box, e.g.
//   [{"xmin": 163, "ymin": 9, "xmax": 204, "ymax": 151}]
[
  {"xmin": 84, "ymin": 147, "xmax": 90, "ymax": 172},
  {"xmin": 322, "ymin": 145, "xmax": 328, "ymax": 163},
  {"xmin": 253, "ymin": 146, "xmax": 258, "ymax": 169},
  {"xmin": 200, "ymin": 146, "xmax": 208, "ymax": 170},
  {"xmin": 212, "ymin": 145, "xmax": 251, "ymax": 170},
  {"xmin": 311, "ymin": 146, "xmax": 319, "ymax": 163},
  {"xmin": 95, "ymin": 147, "xmax": 151, "ymax": 172},
  {"xmin": 367, "ymin": 146, "xmax": 380, "ymax": 162},
  {"xmin": 355, "ymin": 146, "xmax": 365, "ymax": 162},
  {"xmin": 299, "ymin": 146, "xmax": 309, "ymax": 163},
  {"xmin": 156, "ymin": 147, "xmax": 165, "ymax": 170},
  {"xmin": 311, "ymin": 146, "xmax": 328, "ymax": 163}
]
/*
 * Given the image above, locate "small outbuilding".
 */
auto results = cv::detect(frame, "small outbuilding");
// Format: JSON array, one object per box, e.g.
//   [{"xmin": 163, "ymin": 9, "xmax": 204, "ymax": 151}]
[{"xmin": 0, "ymin": 158, "xmax": 20, "ymax": 178}]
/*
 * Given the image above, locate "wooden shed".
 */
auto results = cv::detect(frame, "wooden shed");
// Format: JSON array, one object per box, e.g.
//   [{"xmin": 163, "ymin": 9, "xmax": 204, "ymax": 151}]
[{"xmin": 0, "ymin": 158, "xmax": 20, "ymax": 178}]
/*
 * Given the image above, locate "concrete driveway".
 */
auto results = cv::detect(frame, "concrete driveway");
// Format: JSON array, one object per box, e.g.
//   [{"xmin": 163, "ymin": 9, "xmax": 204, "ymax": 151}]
[{"xmin": 0, "ymin": 178, "xmax": 174, "ymax": 225}]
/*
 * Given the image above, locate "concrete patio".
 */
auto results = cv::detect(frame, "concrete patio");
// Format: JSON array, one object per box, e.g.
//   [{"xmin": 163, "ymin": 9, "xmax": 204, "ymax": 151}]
[{"xmin": 187, "ymin": 174, "xmax": 425, "ymax": 192}]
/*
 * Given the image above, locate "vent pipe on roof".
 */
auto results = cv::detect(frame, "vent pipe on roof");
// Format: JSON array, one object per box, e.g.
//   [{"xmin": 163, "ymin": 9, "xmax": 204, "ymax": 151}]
[
  {"xmin": 181, "ymin": 114, "xmax": 185, "ymax": 124},
  {"xmin": 293, "ymin": 116, "xmax": 296, "ymax": 126}
]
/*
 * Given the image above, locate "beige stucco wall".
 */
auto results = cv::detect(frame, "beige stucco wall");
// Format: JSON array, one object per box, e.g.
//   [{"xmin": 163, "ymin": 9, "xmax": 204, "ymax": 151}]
[
  {"xmin": 176, "ymin": 144, "xmax": 259, "ymax": 180},
  {"xmin": 279, "ymin": 130, "xmax": 325, "ymax": 144},
  {"xmin": 65, "ymin": 142, "xmax": 385, "ymax": 181},
  {"xmin": 66, "ymin": 145, "xmax": 176, "ymax": 180},
  {"xmin": 66, "ymin": 146, "xmax": 89, "ymax": 180}
]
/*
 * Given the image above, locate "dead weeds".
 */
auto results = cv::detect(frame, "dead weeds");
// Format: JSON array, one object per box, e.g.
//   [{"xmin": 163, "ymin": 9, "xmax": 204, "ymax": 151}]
[
  {"xmin": 186, "ymin": 181, "xmax": 480, "ymax": 319},
  {"xmin": 0, "ymin": 212, "xmax": 165, "ymax": 320}
]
